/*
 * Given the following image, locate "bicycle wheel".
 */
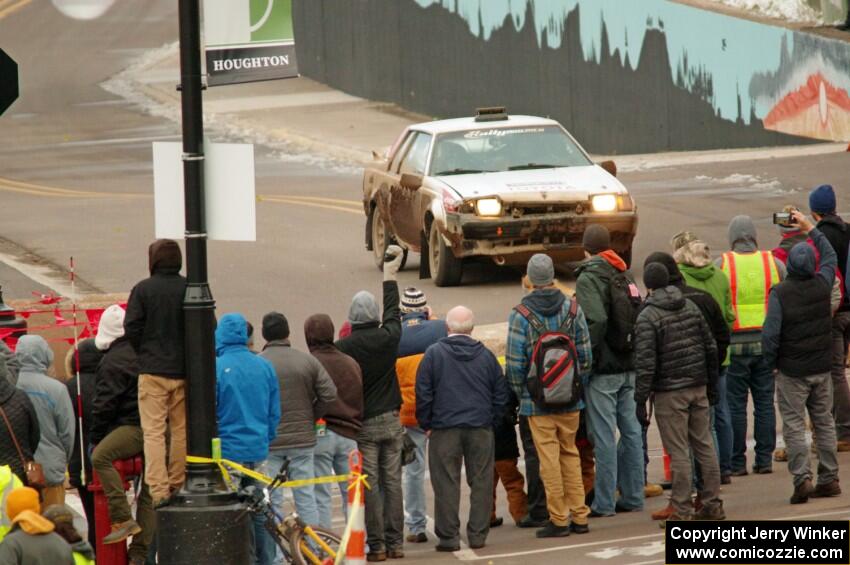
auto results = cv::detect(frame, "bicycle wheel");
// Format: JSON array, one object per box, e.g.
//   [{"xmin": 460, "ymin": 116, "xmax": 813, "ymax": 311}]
[{"xmin": 289, "ymin": 525, "xmax": 342, "ymax": 565}]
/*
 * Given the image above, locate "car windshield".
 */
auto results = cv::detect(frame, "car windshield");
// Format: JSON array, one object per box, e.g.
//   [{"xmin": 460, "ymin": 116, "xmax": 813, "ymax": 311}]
[{"xmin": 430, "ymin": 125, "xmax": 591, "ymax": 176}]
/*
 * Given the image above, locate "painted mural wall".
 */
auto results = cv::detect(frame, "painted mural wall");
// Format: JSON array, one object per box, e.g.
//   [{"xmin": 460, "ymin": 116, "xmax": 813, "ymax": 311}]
[{"xmin": 292, "ymin": 0, "xmax": 850, "ymax": 154}]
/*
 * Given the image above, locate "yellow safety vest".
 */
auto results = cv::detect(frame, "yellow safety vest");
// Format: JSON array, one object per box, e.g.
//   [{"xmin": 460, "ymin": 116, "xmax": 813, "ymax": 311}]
[
  {"xmin": 73, "ymin": 552, "xmax": 95, "ymax": 565},
  {"xmin": 721, "ymin": 251, "xmax": 780, "ymax": 332},
  {"xmin": 0, "ymin": 465, "xmax": 22, "ymax": 542}
]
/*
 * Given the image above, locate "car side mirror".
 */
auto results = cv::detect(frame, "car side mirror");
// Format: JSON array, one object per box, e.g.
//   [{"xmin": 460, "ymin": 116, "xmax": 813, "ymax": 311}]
[
  {"xmin": 599, "ymin": 160, "xmax": 617, "ymax": 177},
  {"xmin": 400, "ymin": 173, "xmax": 423, "ymax": 191}
]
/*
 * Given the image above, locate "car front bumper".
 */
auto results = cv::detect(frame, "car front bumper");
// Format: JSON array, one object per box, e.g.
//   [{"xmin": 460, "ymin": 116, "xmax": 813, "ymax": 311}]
[{"xmin": 442, "ymin": 210, "xmax": 638, "ymax": 262}]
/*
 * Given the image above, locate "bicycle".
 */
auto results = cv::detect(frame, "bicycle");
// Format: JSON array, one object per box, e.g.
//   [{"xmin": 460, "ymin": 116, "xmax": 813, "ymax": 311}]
[{"xmin": 241, "ymin": 458, "xmax": 342, "ymax": 565}]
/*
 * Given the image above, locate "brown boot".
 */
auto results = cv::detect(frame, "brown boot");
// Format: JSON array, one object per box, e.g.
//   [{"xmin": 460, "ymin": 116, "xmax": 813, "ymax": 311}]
[
  {"xmin": 790, "ymin": 479, "xmax": 814, "ymax": 504},
  {"xmin": 694, "ymin": 501, "xmax": 725, "ymax": 521},
  {"xmin": 811, "ymin": 480, "xmax": 841, "ymax": 498},
  {"xmin": 102, "ymin": 520, "xmax": 142, "ymax": 544},
  {"xmin": 651, "ymin": 502, "xmax": 676, "ymax": 521},
  {"xmin": 837, "ymin": 441, "xmax": 850, "ymax": 452}
]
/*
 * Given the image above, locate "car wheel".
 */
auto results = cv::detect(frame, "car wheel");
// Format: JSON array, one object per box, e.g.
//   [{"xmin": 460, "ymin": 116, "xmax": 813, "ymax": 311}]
[
  {"xmin": 428, "ymin": 222, "xmax": 463, "ymax": 287},
  {"xmin": 370, "ymin": 206, "xmax": 408, "ymax": 271},
  {"xmin": 620, "ymin": 245, "xmax": 633, "ymax": 269}
]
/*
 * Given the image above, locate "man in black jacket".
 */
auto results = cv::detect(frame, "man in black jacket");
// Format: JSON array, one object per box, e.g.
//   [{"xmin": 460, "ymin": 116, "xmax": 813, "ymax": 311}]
[
  {"xmin": 763, "ymin": 211, "xmax": 842, "ymax": 503},
  {"xmin": 124, "ymin": 239, "xmax": 187, "ymax": 507},
  {"xmin": 336, "ymin": 245, "xmax": 405, "ymax": 562},
  {"xmin": 92, "ymin": 305, "xmax": 154, "ymax": 564},
  {"xmin": 808, "ymin": 184, "xmax": 850, "ymax": 452},
  {"xmin": 634, "ymin": 263, "xmax": 724, "ymax": 526}
]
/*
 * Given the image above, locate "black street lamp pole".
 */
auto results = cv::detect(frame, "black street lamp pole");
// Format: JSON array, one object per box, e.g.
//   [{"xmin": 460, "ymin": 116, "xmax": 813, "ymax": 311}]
[{"xmin": 157, "ymin": 1, "xmax": 250, "ymax": 562}]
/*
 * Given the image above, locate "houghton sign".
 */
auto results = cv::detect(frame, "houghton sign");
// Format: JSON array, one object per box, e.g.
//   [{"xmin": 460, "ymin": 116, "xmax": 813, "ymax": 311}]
[{"xmin": 203, "ymin": 0, "xmax": 298, "ymax": 86}]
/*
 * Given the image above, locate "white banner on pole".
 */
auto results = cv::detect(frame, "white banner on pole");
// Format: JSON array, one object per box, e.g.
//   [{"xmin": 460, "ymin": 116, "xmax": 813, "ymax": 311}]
[{"xmin": 153, "ymin": 141, "xmax": 256, "ymax": 242}]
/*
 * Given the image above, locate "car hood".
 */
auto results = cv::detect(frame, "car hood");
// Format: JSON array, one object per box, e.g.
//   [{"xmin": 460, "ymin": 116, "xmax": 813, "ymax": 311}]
[{"xmin": 434, "ymin": 165, "xmax": 625, "ymax": 202}]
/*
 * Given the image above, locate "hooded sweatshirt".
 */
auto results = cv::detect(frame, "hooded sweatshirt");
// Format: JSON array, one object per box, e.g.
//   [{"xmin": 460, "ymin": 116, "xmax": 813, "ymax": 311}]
[
  {"xmin": 0, "ymin": 341, "xmax": 18, "ymax": 385},
  {"xmin": 574, "ymin": 250, "xmax": 634, "ymax": 374},
  {"xmin": 90, "ymin": 336, "xmax": 140, "ymax": 445},
  {"xmin": 714, "ymin": 216, "xmax": 786, "ymax": 349},
  {"xmin": 816, "ymin": 213, "xmax": 850, "ymax": 312},
  {"xmin": 216, "ymin": 313, "xmax": 280, "ymax": 462},
  {"xmin": 506, "ymin": 288, "xmax": 592, "ymax": 417},
  {"xmin": 0, "ymin": 356, "xmax": 39, "ymax": 485},
  {"xmin": 124, "ymin": 240, "xmax": 187, "ymax": 378},
  {"xmin": 305, "ymin": 315, "xmax": 363, "ymax": 440},
  {"xmin": 396, "ymin": 311, "xmax": 448, "ymax": 428},
  {"xmin": 0, "ymin": 511, "xmax": 74, "ymax": 564},
  {"xmin": 415, "ymin": 334, "xmax": 508, "ymax": 431},
  {"xmin": 65, "ymin": 339, "xmax": 102, "ymax": 488},
  {"xmin": 15, "ymin": 336, "xmax": 73, "ymax": 485},
  {"xmin": 763, "ymin": 228, "xmax": 836, "ymax": 376}
]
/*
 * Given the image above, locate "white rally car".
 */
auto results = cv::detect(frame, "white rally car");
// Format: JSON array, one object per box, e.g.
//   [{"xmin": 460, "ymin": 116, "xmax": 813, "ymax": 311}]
[{"xmin": 362, "ymin": 107, "xmax": 638, "ymax": 286}]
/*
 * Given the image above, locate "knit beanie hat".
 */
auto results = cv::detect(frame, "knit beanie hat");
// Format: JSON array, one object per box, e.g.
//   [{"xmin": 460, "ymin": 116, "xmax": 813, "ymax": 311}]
[
  {"xmin": 42, "ymin": 504, "xmax": 75, "ymax": 525},
  {"xmin": 262, "ymin": 312, "xmax": 290, "ymax": 341},
  {"xmin": 6, "ymin": 487, "xmax": 39, "ymax": 521},
  {"xmin": 644, "ymin": 252, "xmax": 683, "ymax": 284},
  {"xmin": 644, "ymin": 262, "xmax": 670, "ymax": 290},
  {"xmin": 95, "ymin": 304, "xmax": 125, "ymax": 351},
  {"xmin": 526, "ymin": 254, "xmax": 555, "ymax": 287},
  {"xmin": 582, "ymin": 224, "xmax": 610, "ymax": 254},
  {"xmin": 809, "ymin": 184, "xmax": 836, "ymax": 214},
  {"xmin": 401, "ymin": 287, "xmax": 427, "ymax": 313}
]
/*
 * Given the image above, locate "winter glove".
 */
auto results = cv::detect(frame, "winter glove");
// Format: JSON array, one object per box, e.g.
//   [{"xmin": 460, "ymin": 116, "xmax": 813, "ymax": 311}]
[
  {"xmin": 635, "ymin": 402, "xmax": 649, "ymax": 428},
  {"xmin": 383, "ymin": 245, "xmax": 404, "ymax": 281}
]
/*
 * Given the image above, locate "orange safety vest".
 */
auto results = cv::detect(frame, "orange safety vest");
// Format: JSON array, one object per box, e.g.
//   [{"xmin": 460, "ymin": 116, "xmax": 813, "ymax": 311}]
[{"xmin": 721, "ymin": 251, "xmax": 780, "ymax": 332}]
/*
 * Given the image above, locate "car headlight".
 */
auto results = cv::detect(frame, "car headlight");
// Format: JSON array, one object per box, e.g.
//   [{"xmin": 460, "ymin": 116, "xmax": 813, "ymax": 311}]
[
  {"xmin": 475, "ymin": 198, "xmax": 502, "ymax": 217},
  {"xmin": 591, "ymin": 194, "xmax": 618, "ymax": 213}
]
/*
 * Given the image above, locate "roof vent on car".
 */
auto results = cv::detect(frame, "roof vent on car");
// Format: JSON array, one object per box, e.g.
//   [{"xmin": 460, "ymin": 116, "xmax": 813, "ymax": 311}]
[{"xmin": 475, "ymin": 106, "xmax": 508, "ymax": 122}]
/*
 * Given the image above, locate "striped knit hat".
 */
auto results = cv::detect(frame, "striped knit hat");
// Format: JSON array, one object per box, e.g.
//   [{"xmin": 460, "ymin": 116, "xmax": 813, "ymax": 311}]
[{"xmin": 401, "ymin": 287, "xmax": 427, "ymax": 313}]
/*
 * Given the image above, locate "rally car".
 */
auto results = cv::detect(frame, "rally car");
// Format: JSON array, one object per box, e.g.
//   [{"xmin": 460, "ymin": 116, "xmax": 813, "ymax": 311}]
[{"xmin": 362, "ymin": 107, "xmax": 638, "ymax": 286}]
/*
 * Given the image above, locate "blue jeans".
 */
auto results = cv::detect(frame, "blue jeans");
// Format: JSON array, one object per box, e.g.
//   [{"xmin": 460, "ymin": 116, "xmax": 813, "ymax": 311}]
[
  {"xmin": 357, "ymin": 411, "xmax": 404, "ymax": 552},
  {"xmin": 726, "ymin": 354, "xmax": 776, "ymax": 471},
  {"xmin": 265, "ymin": 447, "xmax": 319, "ymax": 530},
  {"xmin": 402, "ymin": 427, "xmax": 428, "ymax": 535},
  {"xmin": 314, "ymin": 430, "xmax": 357, "ymax": 530},
  {"xmin": 713, "ymin": 370, "xmax": 733, "ymax": 476},
  {"xmin": 585, "ymin": 372, "xmax": 644, "ymax": 514},
  {"xmin": 231, "ymin": 461, "xmax": 276, "ymax": 565}
]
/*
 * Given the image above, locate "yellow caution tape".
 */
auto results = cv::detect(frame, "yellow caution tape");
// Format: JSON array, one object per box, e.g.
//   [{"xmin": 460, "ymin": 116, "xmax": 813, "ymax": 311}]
[{"xmin": 186, "ymin": 455, "xmax": 353, "ymax": 490}]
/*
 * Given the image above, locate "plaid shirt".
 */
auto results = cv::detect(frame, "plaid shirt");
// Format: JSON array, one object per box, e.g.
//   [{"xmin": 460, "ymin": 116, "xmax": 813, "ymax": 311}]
[{"xmin": 506, "ymin": 294, "xmax": 592, "ymax": 417}]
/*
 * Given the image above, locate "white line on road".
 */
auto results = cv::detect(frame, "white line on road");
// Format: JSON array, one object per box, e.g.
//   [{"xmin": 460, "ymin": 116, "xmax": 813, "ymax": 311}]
[
  {"xmin": 467, "ymin": 533, "xmax": 663, "ymax": 561},
  {"xmin": 0, "ymin": 251, "xmax": 74, "ymax": 298}
]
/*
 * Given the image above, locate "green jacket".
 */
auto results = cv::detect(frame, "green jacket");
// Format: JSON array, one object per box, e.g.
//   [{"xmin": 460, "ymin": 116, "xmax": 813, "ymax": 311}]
[
  {"xmin": 574, "ymin": 253, "xmax": 634, "ymax": 375},
  {"xmin": 678, "ymin": 263, "xmax": 735, "ymax": 327}
]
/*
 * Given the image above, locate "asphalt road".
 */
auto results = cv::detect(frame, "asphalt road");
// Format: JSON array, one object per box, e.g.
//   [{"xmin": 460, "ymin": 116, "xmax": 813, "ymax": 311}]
[{"xmin": 1, "ymin": 2, "xmax": 850, "ymax": 564}]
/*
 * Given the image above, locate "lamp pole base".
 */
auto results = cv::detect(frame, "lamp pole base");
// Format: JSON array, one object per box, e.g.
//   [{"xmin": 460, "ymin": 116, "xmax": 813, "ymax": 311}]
[{"xmin": 156, "ymin": 495, "xmax": 251, "ymax": 564}]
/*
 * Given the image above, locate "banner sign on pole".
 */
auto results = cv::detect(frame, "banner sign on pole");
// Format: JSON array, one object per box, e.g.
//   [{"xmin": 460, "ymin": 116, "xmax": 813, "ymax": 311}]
[{"xmin": 203, "ymin": 0, "xmax": 298, "ymax": 86}]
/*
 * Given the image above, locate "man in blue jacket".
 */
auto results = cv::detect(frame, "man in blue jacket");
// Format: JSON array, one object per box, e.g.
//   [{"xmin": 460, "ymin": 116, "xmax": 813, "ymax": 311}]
[
  {"xmin": 215, "ymin": 313, "xmax": 281, "ymax": 565},
  {"xmin": 416, "ymin": 306, "xmax": 507, "ymax": 552},
  {"xmin": 762, "ymin": 211, "xmax": 841, "ymax": 504}
]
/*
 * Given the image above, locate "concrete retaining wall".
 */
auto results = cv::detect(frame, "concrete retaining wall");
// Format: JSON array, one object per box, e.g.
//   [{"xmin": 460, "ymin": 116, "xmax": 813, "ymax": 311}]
[{"xmin": 293, "ymin": 0, "xmax": 850, "ymax": 154}]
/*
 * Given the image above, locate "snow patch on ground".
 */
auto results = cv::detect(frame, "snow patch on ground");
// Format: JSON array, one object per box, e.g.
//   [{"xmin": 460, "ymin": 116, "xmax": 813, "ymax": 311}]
[{"xmin": 705, "ymin": 0, "xmax": 824, "ymax": 23}]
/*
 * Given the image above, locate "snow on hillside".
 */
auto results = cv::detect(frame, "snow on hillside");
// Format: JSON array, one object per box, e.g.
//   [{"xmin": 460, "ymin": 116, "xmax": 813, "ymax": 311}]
[{"xmin": 706, "ymin": 0, "xmax": 824, "ymax": 23}]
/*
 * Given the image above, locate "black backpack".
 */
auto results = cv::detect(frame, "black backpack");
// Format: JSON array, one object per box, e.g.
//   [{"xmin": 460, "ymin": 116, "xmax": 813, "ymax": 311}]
[
  {"xmin": 514, "ymin": 300, "xmax": 582, "ymax": 410},
  {"xmin": 606, "ymin": 271, "xmax": 643, "ymax": 353}
]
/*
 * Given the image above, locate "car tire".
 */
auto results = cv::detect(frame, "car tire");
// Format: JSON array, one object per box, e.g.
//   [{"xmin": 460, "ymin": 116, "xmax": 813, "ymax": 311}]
[
  {"xmin": 370, "ymin": 206, "xmax": 408, "ymax": 270},
  {"xmin": 428, "ymin": 222, "xmax": 463, "ymax": 287}
]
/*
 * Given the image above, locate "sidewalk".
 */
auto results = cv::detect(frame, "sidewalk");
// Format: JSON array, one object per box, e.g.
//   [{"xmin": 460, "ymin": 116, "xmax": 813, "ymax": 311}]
[{"xmin": 106, "ymin": 44, "xmax": 847, "ymax": 173}]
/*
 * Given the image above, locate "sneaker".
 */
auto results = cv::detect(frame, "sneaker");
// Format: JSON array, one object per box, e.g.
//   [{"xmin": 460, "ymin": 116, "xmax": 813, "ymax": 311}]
[
  {"xmin": 536, "ymin": 521, "xmax": 570, "ymax": 538},
  {"xmin": 694, "ymin": 501, "xmax": 725, "ymax": 521},
  {"xmin": 406, "ymin": 532, "xmax": 427, "ymax": 543},
  {"xmin": 588, "ymin": 509, "xmax": 614, "ymax": 518},
  {"xmin": 644, "ymin": 484, "xmax": 664, "ymax": 498},
  {"xmin": 790, "ymin": 479, "xmax": 814, "ymax": 504},
  {"xmin": 721, "ymin": 474, "xmax": 732, "ymax": 485},
  {"xmin": 730, "ymin": 468, "xmax": 748, "ymax": 477},
  {"xmin": 490, "ymin": 517, "xmax": 504, "ymax": 528},
  {"xmin": 615, "ymin": 503, "xmax": 641, "ymax": 513},
  {"xmin": 811, "ymin": 480, "xmax": 841, "ymax": 498},
  {"xmin": 570, "ymin": 522, "xmax": 589, "ymax": 534},
  {"xmin": 367, "ymin": 551, "xmax": 387, "ymax": 562},
  {"xmin": 774, "ymin": 448, "xmax": 788, "ymax": 462},
  {"xmin": 517, "ymin": 515, "xmax": 548, "ymax": 528},
  {"xmin": 469, "ymin": 541, "xmax": 485, "ymax": 550},
  {"xmin": 435, "ymin": 544, "xmax": 459, "ymax": 553},
  {"xmin": 651, "ymin": 502, "xmax": 676, "ymax": 521},
  {"xmin": 837, "ymin": 441, "xmax": 850, "ymax": 452},
  {"xmin": 753, "ymin": 466, "xmax": 773, "ymax": 475},
  {"xmin": 387, "ymin": 548, "xmax": 404, "ymax": 559},
  {"xmin": 102, "ymin": 520, "xmax": 142, "ymax": 545}
]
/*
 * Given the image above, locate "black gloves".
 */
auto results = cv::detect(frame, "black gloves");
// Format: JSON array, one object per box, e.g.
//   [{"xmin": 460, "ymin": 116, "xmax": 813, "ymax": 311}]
[{"xmin": 635, "ymin": 401, "xmax": 649, "ymax": 428}]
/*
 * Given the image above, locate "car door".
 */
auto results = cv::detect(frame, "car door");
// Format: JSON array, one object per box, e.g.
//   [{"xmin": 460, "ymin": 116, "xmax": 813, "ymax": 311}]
[{"xmin": 388, "ymin": 131, "xmax": 432, "ymax": 247}]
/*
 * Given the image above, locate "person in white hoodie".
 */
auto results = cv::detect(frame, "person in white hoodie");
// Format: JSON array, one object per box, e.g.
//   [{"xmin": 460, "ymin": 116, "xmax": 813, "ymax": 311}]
[{"xmin": 15, "ymin": 335, "xmax": 74, "ymax": 507}]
